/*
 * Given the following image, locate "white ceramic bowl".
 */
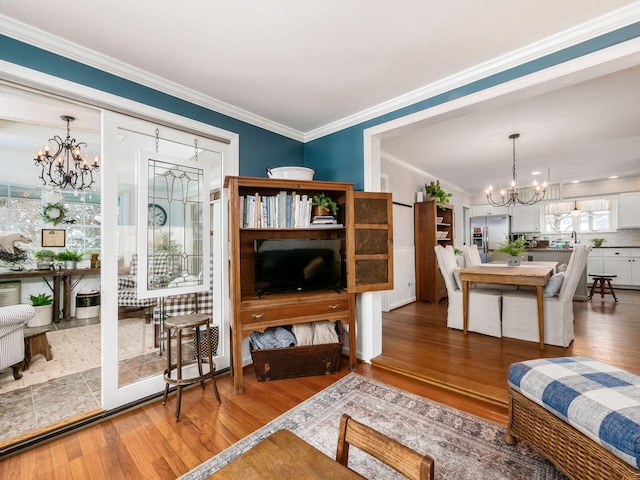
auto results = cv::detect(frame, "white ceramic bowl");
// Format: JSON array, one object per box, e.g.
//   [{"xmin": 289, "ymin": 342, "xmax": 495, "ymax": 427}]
[{"xmin": 267, "ymin": 166, "xmax": 315, "ymax": 180}]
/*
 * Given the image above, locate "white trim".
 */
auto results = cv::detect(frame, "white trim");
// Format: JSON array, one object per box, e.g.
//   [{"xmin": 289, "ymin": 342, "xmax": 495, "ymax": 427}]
[
  {"xmin": 3, "ymin": 3, "xmax": 640, "ymax": 143},
  {"xmin": 0, "ymin": 14, "xmax": 304, "ymax": 142}
]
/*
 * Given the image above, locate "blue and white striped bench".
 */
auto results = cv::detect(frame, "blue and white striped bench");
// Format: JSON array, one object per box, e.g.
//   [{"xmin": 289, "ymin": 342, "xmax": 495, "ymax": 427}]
[{"xmin": 505, "ymin": 356, "xmax": 640, "ymax": 479}]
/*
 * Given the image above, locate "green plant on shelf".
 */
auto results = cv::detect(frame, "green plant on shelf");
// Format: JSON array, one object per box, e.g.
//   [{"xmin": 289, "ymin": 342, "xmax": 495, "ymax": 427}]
[
  {"xmin": 33, "ymin": 249, "xmax": 56, "ymax": 259},
  {"xmin": 425, "ymin": 180, "xmax": 452, "ymax": 210},
  {"xmin": 55, "ymin": 250, "xmax": 83, "ymax": 262},
  {"xmin": 311, "ymin": 193, "xmax": 338, "ymax": 216},
  {"xmin": 591, "ymin": 238, "xmax": 606, "ymax": 247}
]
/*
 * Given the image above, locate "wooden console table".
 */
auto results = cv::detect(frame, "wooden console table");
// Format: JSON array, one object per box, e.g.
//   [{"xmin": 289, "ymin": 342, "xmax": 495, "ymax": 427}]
[{"xmin": 0, "ymin": 268, "xmax": 101, "ymax": 322}]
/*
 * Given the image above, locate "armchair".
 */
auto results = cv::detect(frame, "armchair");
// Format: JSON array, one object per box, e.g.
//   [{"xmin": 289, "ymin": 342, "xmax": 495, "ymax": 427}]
[
  {"xmin": 434, "ymin": 245, "xmax": 503, "ymax": 337},
  {"xmin": 501, "ymin": 244, "xmax": 591, "ymax": 346},
  {"xmin": 0, "ymin": 304, "xmax": 36, "ymax": 380}
]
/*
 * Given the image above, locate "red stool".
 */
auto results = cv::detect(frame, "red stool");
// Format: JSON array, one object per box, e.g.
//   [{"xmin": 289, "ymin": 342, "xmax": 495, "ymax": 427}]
[{"xmin": 588, "ymin": 273, "xmax": 618, "ymax": 302}]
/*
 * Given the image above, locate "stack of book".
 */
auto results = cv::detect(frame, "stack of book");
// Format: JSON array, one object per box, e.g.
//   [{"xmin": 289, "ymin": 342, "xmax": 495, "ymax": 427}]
[
  {"xmin": 310, "ymin": 215, "xmax": 343, "ymax": 228},
  {"xmin": 239, "ymin": 191, "xmax": 312, "ymax": 228}
]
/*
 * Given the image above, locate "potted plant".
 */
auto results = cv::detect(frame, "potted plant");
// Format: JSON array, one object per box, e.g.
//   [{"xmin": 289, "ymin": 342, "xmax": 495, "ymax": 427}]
[
  {"xmin": 56, "ymin": 249, "xmax": 83, "ymax": 269},
  {"xmin": 311, "ymin": 193, "xmax": 338, "ymax": 217},
  {"xmin": 0, "ymin": 246, "xmax": 29, "ymax": 271},
  {"xmin": 34, "ymin": 249, "xmax": 56, "ymax": 270},
  {"xmin": 591, "ymin": 238, "xmax": 606, "ymax": 248},
  {"xmin": 425, "ymin": 180, "xmax": 453, "ymax": 209},
  {"xmin": 495, "ymin": 237, "xmax": 527, "ymax": 266},
  {"xmin": 29, "ymin": 293, "xmax": 54, "ymax": 327}
]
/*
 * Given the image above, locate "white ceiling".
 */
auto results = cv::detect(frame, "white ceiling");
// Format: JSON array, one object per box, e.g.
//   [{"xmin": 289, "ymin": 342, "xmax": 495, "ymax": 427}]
[{"xmin": 1, "ymin": 1, "xmax": 640, "ymax": 194}]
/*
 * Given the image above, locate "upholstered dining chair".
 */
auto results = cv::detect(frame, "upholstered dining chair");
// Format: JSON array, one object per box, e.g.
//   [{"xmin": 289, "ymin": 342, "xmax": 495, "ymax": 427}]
[
  {"xmin": 336, "ymin": 414, "xmax": 435, "ymax": 480},
  {"xmin": 434, "ymin": 245, "xmax": 503, "ymax": 337},
  {"xmin": 0, "ymin": 304, "xmax": 35, "ymax": 380},
  {"xmin": 501, "ymin": 244, "xmax": 591, "ymax": 347},
  {"xmin": 462, "ymin": 244, "xmax": 482, "ymax": 267}
]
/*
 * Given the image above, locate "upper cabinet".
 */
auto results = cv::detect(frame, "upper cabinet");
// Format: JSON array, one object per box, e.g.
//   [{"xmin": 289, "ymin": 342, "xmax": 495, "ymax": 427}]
[
  {"xmin": 618, "ymin": 193, "xmax": 640, "ymax": 229},
  {"xmin": 511, "ymin": 205, "xmax": 541, "ymax": 233},
  {"xmin": 471, "ymin": 205, "xmax": 510, "ymax": 217}
]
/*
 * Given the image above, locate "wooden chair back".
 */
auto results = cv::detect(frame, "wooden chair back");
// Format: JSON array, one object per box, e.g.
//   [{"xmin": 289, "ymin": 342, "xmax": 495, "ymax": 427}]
[{"xmin": 335, "ymin": 414, "xmax": 434, "ymax": 480}]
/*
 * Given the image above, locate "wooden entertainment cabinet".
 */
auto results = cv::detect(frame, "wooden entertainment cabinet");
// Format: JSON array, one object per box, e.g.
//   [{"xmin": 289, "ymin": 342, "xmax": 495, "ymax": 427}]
[{"xmin": 225, "ymin": 176, "xmax": 393, "ymax": 394}]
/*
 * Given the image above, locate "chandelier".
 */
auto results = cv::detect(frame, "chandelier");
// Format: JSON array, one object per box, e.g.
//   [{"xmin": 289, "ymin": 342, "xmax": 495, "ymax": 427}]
[
  {"xmin": 34, "ymin": 115, "xmax": 100, "ymax": 190},
  {"xmin": 485, "ymin": 133, "xmax": 547, "ymax": 207}
]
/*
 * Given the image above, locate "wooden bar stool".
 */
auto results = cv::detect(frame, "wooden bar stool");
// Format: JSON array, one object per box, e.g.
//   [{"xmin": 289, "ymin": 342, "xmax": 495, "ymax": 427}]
[
  {"xmin": 163, "ymin": 313, "xmax": 220, "ymax": 421},
  {"xmin": 588, "ymin": 273, "xmax": 618, "ymax": 302}
]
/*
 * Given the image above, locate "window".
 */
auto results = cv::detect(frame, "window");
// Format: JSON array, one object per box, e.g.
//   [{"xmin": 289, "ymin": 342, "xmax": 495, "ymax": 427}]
[
  {"xmin": 0, "ymin": 183, "xmax": 101, "ymax": 252},
  {"xmin": 542, "ymin": 198, "xmax": 613, "ymax": 234}
]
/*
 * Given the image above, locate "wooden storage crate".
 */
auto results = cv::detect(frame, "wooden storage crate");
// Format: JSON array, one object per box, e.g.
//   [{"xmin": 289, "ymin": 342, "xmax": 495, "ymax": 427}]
[{"xmin": 250, "ymin": 321, "xmax": 344, "ymax": 381}]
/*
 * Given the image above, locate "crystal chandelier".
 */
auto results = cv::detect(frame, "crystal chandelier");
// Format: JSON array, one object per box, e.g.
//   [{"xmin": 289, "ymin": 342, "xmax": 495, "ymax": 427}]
[
  {"xmin": 485, "ymin": 133, "xmax": 547, "ymax": 207},
  {"xmin": 34, "ymin": 115, "xmax": 100, "ymax": 190}
]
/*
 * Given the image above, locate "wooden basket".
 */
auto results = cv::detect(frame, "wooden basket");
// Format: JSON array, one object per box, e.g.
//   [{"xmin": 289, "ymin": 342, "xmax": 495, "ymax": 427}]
[
  {"xmin": 250, "ymin": 322, "xmax": 344, "ymax": 381},
  {"xmin": 505, "ymin": 388, "xmax": 640, "ymax": 480}
]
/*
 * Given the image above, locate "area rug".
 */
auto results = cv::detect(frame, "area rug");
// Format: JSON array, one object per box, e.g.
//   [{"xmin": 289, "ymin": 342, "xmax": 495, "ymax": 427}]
[
  {"xmin": 0, "ymin": 317, "xmax": 156, "ymax": 393},
  {"xmin": 180, "ymin": 373, "xmax": 566, "ymax": 479}
]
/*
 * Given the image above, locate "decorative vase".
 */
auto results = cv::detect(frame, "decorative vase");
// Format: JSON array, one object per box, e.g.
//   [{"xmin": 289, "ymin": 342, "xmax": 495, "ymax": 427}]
[
  {"xmin": 313, "ymin": 206, "xmax": 330, "ymax": 217},
  {"xmin": 65, "ymin": 260, "xmax": 77, "ymax": 269},
  {"xmin": 36, "ymin": 258, "xmax": 53, "ymax": 270},
  {"xmin": 507, "ymin": 256, "xmax": 522, "ymax": 266}
]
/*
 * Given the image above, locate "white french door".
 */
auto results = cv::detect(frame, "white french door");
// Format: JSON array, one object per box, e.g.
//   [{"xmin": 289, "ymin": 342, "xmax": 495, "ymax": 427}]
[{"xmin": 101, "ymin": 110, "xmax": 236, "ymax": 409}]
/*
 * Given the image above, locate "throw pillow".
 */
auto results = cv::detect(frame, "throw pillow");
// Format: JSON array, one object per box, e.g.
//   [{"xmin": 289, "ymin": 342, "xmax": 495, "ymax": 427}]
[
  {"xmin": 543, "ymin": 272, "xmax": 564, "ymax": 297},
  {"xmin": 557, "ymin": 263, "xmax": 568, "ymax": 273},
  {"xmin": 452, "ymin": 267, "xmax": 462, "ymax": 290}
]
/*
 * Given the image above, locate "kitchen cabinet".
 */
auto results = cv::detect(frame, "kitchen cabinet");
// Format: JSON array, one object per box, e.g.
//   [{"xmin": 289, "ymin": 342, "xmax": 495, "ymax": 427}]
[
  {"xmin": 601, "ymin": 248, "xmax": 640, "ymax": 286},
  {"xmin": 618, "ymin": 193, "xmax": 640, "ymax": 229},
  {"xmin": 587, "ymin": 248, "xmax": 604, "ymax": 279},
  {"xmin": 471, "ymin": 205, "xmax": 510, "ymax": 217},
  {"xmin": 511, "ymin": 205, "xmax": 541, "ymax": 233}
]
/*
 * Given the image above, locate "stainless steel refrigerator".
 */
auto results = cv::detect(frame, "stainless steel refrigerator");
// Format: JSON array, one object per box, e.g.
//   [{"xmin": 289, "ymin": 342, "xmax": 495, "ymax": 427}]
[{"xmin": 470, "ymin": 215, "xmax": 511, "ymax": 263}]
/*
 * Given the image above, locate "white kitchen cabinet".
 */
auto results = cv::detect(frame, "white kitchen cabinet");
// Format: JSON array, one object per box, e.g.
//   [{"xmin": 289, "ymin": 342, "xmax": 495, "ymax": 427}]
[
  {"xmin": 471, "ymin": 205, "xmax": 510, "ymax": 217},
  {"xmin": 602, "ymin": 248, "xmax": 640, "ymax": 286},
  {"xmin": 511, "ymin": 205, "xmax": 541, "ymax": 233},
  {"xmin": 587, "ymin": 248, "xmax": 604, "ymax": 278},
  {"xmin": 618, "ymin": 193, "xmax": 640, "ymax": 229}
]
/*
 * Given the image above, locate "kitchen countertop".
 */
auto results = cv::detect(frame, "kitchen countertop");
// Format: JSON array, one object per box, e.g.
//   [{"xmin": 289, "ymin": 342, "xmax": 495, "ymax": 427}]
[{"xmin": 526, "ymin": 246, "xmax": 640, "ymax": 251}]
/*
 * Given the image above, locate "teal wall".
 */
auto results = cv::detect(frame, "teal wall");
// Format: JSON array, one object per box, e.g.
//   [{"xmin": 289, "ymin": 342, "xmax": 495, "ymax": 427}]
[
  {"xmin": 304, "ymin": 22, "xmax": 640, "ymax": 190},
  {"xmin": 0, "ymin": 35, "xmax": 304, "ymax": 178}
]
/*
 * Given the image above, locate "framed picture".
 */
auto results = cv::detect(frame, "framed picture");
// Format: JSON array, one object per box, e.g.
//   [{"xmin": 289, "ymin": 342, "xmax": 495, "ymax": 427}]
[{"xmin": 41, "ymin": 228, "xmax": 66, "ymax": 248}]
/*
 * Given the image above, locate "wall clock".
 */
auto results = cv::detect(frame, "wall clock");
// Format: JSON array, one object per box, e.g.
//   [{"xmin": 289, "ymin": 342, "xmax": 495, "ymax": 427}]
[{"xmin": 148, "ymin": 203, "xmax": 167, "ymax": 226}]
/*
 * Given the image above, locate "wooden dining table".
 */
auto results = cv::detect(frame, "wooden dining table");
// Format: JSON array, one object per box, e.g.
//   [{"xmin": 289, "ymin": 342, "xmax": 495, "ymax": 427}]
[
  {"xmin": 206, "ymin": 429, "xmax": 366, "ymax": 479},
  {"xmin": 459, "ymin": 261, "xmax": 556, "ymax": 349}
]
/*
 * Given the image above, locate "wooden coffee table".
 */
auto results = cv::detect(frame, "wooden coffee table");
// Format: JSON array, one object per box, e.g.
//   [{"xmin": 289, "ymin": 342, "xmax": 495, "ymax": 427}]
[{"xmin": 23, "ymin": 327, "xmax": 53, "ymax": 370}]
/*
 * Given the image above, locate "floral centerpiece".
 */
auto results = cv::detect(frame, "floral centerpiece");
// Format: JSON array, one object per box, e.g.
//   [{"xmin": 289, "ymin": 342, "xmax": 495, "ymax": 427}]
[{"xmin": 495, "ymin": 237, "xmax": 527, "ymax": 266}]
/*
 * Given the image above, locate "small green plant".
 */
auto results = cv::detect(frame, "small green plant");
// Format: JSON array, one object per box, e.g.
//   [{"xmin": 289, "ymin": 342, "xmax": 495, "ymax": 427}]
[
  {"xmin": 495, "ymin": 237, "xmax": 528, "ymax": 257},
  {"xmin": 425, "ymin": 180, "xmax": 452, "ymax": 210},
  {"xmin": 30, "ymin": 293, "xmax": 53, "ymax": 306},
  {"xmin": 33, "ymin": 249, "xmax": 56, "ymax": 259},
  {"xmin": 454, "ymin": 248, "xmax": 463, "ymax": 256},
  {"xmin": 311, "ymin": 193, "xmax": 338, "ymax": 216},
  {"xmin": 56, "ymin": 250, "xmax": 83, "ymax": 262},
  {"xmin": 591, "ymin": 238, "xmax": 606, "ymax": 247}
]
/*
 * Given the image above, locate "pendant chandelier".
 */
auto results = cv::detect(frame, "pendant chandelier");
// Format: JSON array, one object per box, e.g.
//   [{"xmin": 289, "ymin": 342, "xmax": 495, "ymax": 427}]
[
  {"xmin": 485, "ymin": 133, "xmax": 547, "ymax": 207},
  {"xmin": 34, "ymin": 115, "xmax": 100, "ymax": 190}
]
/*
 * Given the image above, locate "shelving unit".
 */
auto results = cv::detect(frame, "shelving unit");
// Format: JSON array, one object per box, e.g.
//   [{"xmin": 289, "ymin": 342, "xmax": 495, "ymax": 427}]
[
  {"xmin": 225, "ymin": 176, "xmax": 393, "ymax": 394},
  {"xmin": 414, "ymin": 200, "xmax": 454, "ymax": 303}
]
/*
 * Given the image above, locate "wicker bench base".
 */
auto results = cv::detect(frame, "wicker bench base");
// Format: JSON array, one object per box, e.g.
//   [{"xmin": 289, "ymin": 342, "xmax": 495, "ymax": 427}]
[{"xmin": 504, "ymin": 387, "xmax": 640, "ymax": 480}]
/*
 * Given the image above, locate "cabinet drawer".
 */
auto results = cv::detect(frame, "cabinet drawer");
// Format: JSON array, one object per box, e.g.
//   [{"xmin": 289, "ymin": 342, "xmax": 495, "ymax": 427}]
[
  {"xmin": 240, "ymin": 298, "xmax": 349, "ymax": 325},
  {"xmin": 602, "ymin": 249, "xmax": 632, "ymax": 257}
]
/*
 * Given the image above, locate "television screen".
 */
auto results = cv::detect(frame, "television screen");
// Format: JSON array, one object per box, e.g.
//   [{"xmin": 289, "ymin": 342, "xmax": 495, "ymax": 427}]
[{"xmin": 254, "ymin": 238, "xmax": 342, "ymax": 294}]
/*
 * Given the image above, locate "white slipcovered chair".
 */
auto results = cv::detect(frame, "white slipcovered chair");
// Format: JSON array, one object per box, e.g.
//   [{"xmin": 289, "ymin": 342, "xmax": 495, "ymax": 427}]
[
  {"xmin": 501, "ymin": 244, "xmax": 591, "ymax": 347},
  {"xmin": 0, "ymin": 304, "xmax": 36, "ymax": 380},
  {"xmin": 462, "ymin": 244, "xmax": 483, "ymax": 267},
  {"xmin": 434, "ymin": 245, "xmax": 504, "ymax": 337}
]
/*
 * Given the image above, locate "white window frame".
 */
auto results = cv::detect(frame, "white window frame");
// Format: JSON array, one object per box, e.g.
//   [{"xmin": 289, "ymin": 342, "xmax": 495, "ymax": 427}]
[{"xmin": 541, "ymin": 197, "xmax": 617, "ymax": 234}]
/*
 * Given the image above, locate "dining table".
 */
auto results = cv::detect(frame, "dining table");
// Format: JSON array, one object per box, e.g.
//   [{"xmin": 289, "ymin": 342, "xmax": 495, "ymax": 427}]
[
  {"xmin": 206, "ymin": 429, "xmax": 366, "ymax": 479},
  {"xmin": 459, "ymin": 261, "xmax": 556, "ymax": 349}
]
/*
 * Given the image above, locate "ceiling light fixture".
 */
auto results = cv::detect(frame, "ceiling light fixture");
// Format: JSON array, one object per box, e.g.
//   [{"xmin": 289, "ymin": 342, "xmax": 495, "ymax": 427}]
[
  {"xmin": 34, "ymin": 115, "xmax": 99, "ymax": 190},
  {"xmin": 485, "ymin": 133, "xmax": 547, "ymax": 207}
]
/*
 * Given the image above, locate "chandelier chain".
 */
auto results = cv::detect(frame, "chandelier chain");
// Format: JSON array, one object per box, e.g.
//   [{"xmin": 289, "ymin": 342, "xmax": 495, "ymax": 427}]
[{"xmin": 155, "ymin": 128, "xmax": 160, "ymax": 153}]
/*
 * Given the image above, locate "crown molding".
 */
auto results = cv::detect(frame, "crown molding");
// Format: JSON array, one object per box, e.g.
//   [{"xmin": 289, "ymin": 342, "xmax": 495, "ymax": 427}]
[
  {"xmin": 0, "ymin": 14, "xmax": 305, "ymax": 143},
  {"xmin": 304, "ymin": 3, "xmax": 640, "ymax": 142}
]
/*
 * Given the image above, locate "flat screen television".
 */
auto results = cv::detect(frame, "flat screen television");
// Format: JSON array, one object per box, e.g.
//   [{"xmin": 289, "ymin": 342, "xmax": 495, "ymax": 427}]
[{"xmin": 254, "ymin": 238, "xmax": 342, "ymax": 294}]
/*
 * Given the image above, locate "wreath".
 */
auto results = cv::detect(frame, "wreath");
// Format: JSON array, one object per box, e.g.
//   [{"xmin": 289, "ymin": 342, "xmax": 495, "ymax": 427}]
[{"xmin": 42, "ymin": 202, "xmax": 68, "ymax": 225}]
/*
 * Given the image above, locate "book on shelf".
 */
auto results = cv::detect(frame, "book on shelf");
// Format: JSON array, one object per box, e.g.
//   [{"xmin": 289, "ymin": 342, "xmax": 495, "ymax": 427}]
[{"xmin": 238, "ymin": 191, "xmax": 313, "ymax": 228}]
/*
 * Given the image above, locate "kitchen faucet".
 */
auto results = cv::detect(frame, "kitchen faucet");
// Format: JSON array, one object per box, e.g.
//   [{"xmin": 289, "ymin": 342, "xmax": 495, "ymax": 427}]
[{"xmin": 571, "ymin": 231, "xmax": 579, "ymax": 244}]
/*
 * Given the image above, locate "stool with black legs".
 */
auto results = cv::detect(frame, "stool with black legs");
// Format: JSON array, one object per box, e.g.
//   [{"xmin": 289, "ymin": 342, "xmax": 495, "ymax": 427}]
[
  {"xmin": 588, "ymin": 273, "xmax": 618, "ymax": 302},
  {"xmin": 163, "ymin": 313, "xmax": 220, "ymax": 421}
]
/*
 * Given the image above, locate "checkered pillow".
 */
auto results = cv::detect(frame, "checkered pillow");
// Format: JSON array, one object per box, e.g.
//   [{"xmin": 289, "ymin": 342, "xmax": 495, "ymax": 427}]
[{"xmin": 508, "ymin": 356, "xmax": 640, "ymax": 469}]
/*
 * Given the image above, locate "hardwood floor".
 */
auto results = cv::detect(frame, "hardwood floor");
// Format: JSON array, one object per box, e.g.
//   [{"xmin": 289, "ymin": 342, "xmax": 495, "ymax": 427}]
[{"xmin": 1, "ymin": 289, "xmax": 636, "ymax": 479}]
